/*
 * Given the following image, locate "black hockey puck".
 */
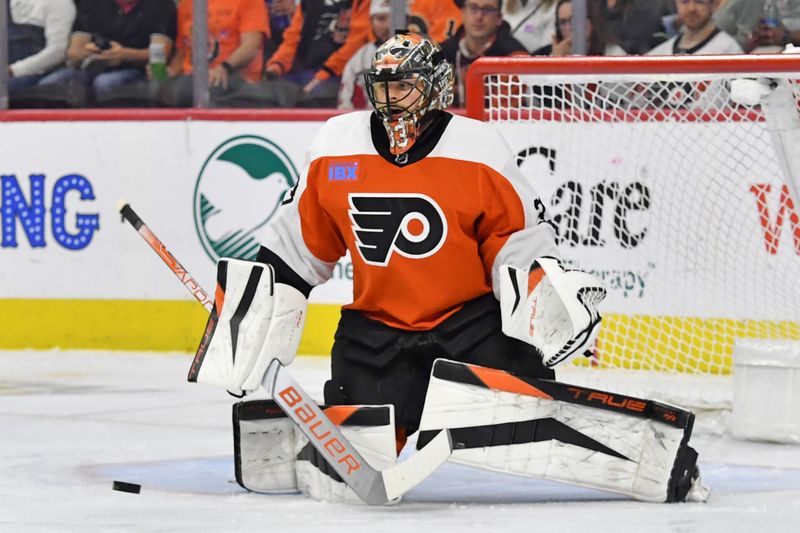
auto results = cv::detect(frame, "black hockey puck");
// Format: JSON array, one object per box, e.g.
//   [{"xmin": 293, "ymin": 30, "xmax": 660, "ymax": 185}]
[{"xmin": 112, "ymin": 481, "xmax": 141, "ymax": 494}]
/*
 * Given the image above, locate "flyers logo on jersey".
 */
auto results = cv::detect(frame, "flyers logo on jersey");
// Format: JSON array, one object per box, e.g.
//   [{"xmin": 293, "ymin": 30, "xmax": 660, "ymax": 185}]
[{"xmin": 349, "ymin": 193, "xmax": 447, "ymax": 266}]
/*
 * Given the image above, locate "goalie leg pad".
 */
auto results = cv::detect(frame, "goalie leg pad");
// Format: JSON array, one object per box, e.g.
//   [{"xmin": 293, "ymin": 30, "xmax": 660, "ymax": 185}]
[
  {"xmin": 233, "ymin": 400, "xmax": 399, "ymax": 503},
  {"xmin": 295, "ymin": 404, "xmax": 398, "ymax": 504},
  {"xmin": 417, "ymin": 359, "xmax": 708, "ymax": 503},
  {"xmin": 233, "ymin": 399, "xmax": 298, "ymax": 493}
]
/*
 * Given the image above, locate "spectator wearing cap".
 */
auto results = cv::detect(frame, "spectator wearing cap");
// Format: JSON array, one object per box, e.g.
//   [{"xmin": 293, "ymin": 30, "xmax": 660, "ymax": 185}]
[
  {"xmin": 441, "ymin": 0, "xmax": 528, "ymax": 107},
  {"xmin": 7, "ymin": 0, "xmax": 76, "ymax": 93},
  {"xmin": 164, "ymin": 0, "xmax": 269, "ymax": 105},
  {"xmin": 337, "ymin": 0, "xmax": 392, "ymax": 109},
  {"xmin": 37, "ymin": 0, "xmax": 176, "ymax": 101}
]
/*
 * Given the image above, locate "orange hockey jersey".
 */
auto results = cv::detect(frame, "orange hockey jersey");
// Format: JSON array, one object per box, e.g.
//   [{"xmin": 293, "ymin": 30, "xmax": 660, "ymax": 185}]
[{"xmin": 261, "ymin": 111, "xmax": 559, "ymax": 331}]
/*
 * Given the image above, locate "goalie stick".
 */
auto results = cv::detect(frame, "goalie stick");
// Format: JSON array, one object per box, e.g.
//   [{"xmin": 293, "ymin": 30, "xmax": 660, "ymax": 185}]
[{"xmin": 117, "ymin": 200, "xmax": 453, "ymax": 505}]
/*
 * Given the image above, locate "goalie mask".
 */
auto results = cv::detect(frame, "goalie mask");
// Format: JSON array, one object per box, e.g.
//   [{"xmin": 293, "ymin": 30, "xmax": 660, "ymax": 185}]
[{"xmin": 365, "ymin": 32, "xmax": 454, "ymax": 162}]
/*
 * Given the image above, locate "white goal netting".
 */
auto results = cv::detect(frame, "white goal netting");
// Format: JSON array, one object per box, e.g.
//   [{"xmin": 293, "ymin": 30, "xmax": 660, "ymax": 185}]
[{"xmin": 467, "ymin": 55, "xmax": 800, "ymax": 411}]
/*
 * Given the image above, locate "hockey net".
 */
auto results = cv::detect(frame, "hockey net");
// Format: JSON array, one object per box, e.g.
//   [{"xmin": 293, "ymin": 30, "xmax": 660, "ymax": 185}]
[{"xmin": 466, "ymin": 55, "xmax": 800, "ymax": 414}]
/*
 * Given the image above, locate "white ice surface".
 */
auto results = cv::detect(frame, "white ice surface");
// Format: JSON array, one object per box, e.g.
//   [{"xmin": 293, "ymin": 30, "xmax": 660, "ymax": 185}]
[{"xmin": 1, "ymin": 350, "xmax": 800, "ymax": 533}]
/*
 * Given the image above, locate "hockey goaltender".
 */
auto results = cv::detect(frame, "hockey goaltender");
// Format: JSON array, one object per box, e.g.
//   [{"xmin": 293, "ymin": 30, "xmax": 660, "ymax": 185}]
[{"xmin": 188, "ymin": 31, "xmax": 710, "ymax": 505}]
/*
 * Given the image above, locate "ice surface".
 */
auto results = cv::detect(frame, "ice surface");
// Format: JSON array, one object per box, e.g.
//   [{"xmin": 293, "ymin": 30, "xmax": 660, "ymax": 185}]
[{"xmin": 1, "ymin": 351, "xmax": 799, "ymax": 532}]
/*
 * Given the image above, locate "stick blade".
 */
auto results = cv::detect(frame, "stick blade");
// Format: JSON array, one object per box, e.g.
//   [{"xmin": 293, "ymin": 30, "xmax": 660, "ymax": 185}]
[{"xmin": 380, "ymin": 429, "xmax": 453, "ymax": 502}]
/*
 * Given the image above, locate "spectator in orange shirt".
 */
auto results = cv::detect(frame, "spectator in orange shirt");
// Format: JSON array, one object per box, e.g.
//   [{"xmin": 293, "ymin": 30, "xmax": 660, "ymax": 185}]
[
  {"xmin": 265, "ymin": 0, "xmax": 363, "ymax": 95},
  {"xmin": 264, "ymin": 0, "xmax": 299, "ymax": 61},
  {"xmin": 409, "ymin": 0, "xmax": 463, "ymax": 43},
  {"xmin": 302, "ymin": 0, "xmax": 462, "ymax": 95},
  {"xmin": 163, "ymin": 0, "xmax": 269, "ymax": 106},
  {"xmin": 337, "ymin": 0, "xmax": 392, "ymax": 109}
]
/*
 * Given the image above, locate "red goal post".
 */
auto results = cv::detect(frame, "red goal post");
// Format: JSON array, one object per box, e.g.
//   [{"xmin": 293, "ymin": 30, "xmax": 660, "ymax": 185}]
[{"xmin": 463, "ymin": 55, "xmax": 800, "ymax": 389}]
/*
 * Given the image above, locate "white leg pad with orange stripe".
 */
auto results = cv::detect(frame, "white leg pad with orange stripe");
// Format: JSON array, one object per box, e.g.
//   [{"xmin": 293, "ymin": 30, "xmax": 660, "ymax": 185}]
[
  {"xmin": 233, "ymin": 400, "xmax": 399, "ymax": 503},
  {"xmin": 295, "ymin": 404, "xmax": 398, "ymax": 504},
  {"xmin": 417, "ymin": 359, "xmax": 709, "ymax": 503}
]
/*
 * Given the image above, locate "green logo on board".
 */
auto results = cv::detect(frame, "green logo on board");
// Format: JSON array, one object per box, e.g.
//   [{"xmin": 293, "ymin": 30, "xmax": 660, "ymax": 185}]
[{"xmin": 193, "ymin": 135, "xmax": 298, "ymax": 262}]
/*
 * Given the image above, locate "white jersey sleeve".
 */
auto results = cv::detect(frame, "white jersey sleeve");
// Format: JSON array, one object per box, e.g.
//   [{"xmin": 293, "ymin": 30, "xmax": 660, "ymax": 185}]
[{"xmin": 260, "ymin": 123, "xmax": 343, "ymax": 288}]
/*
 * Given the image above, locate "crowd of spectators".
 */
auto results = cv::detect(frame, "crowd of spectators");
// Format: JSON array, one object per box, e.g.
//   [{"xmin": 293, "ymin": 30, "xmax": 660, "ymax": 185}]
[{"xmin": 4, "ymin": 0, "xmax": 800, "ymax": 109}]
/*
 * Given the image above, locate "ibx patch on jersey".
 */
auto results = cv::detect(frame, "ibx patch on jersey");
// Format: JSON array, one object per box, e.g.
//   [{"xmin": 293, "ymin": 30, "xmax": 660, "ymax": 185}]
[
  {"xmin": 328, "ymin": 161, "xmax": 359, "ymax": 182},
  {"xmin": 348, "ymin": 193, "xmax": 448, "ymax": 266}
]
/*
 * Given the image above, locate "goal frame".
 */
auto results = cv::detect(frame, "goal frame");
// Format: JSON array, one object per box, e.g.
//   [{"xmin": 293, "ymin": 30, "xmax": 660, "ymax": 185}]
[
  {"xmin": 465, "ymin": 54, "xmax": 800, "ymax": 120},
  {"xmin": 463, "ymin": 55, "xmax": 800, "ymax": 414},
  {"xmin": 464, "ymin": 54, "xmax": 800, "ymax": 378}
]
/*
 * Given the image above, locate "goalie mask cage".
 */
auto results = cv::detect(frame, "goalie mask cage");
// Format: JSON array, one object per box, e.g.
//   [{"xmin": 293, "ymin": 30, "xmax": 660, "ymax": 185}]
[{"xmin": 466, "ymin": 55, "xmax": 800, "ymax": 410}]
